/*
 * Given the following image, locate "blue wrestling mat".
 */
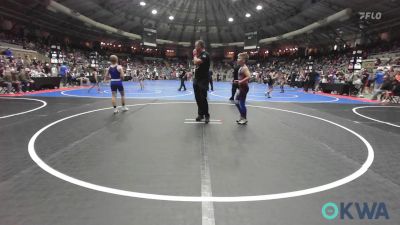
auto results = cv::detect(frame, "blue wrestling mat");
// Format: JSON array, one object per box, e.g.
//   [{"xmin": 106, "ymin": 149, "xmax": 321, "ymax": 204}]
[{"xmin": 26, "ymin": 80, "xmax": 374, "ymax": 104}]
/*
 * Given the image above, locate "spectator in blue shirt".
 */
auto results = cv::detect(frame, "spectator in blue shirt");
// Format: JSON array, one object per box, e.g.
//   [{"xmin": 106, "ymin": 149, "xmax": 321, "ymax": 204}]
[
  {"xmin": 59, "ymin": 62, "xmax": 69, "ymax": 87},
  {"xmin": 4, "ymin": 48, "xmax": 12, "ymax": 59},
  {"xmin": 371, "ymin": 68, "xmax": 387, "ymax": 100},
  {"xmin": 374, "ymin": 68, "xmax": 385, "ymax": 90}
]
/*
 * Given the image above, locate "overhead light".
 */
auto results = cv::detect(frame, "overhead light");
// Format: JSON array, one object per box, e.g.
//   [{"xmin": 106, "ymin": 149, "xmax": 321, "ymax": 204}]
[
  {"xmin": 169, "ymin": 16, "xmax": 174, "ymax": 20},
  {"xmin": 140, "ymin": 1, "xmax": 146, "ymax": 6},
  {"xmin": 245, "ymin": 13, "xmax": 251, "ymax": 18},
  {"xmin": 256, "ymin": 5, "xmax": 263, "ymax": 10},
  {"xmin": 228, "ymin": 17, "xmax": 234, "ymax": 22},
  {"xmin": 152, "ymin": 9, "xmax": 157, "ymax": 14}
]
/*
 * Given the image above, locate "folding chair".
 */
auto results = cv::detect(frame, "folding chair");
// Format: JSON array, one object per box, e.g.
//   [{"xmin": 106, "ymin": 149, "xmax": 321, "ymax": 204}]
[
  {"xmin": 388, "ymin": 92, "xmax": 400, "ymax": 103},
  {"xmin": 0, "ymin": 82, "xmax": 10, "ymax": 94}
]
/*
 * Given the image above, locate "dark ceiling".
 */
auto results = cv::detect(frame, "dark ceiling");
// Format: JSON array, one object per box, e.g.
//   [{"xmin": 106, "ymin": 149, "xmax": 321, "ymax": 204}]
[
  {"xmin": 1, "ymin": 0, "xmax": 400, "ymax": 45},
  {"xmin": 56, "ymin": 0, "xmax": 400, "ymax": 43}
]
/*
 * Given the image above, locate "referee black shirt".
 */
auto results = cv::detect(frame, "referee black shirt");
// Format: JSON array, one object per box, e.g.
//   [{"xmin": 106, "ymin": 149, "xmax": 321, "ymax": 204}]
[{"xmin": 194, "ymin": 51, "xmax": 210, "ymax": 85}]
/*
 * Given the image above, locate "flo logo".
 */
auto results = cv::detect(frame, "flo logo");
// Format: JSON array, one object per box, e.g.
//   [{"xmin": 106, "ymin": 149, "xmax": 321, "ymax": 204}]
[
  {"xmin": 359, "ymin": 12, "xmax": 382, "ymax": 20},
  {"xmin": 321, "ymin": 202, "xmax": 389, "ymax": 220}
]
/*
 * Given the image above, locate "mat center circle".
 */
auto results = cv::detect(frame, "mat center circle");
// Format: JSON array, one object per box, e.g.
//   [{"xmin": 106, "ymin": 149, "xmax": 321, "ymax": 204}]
[{"xmin": 28, "ymin": 102, "xmax": 374, "ymax": 202}]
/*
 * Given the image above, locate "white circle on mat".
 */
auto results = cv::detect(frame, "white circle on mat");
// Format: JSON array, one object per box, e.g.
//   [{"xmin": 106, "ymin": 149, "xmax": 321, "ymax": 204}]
[
  {"xmin": 0, "ymin": 97, "xmax": 47, "ymax": 119},
  {"xmin": 28, "ymin": 102, "xmax": 374, "ymax": 202},
  {"xmin": 61, "ymin": 90, "xmax": 193, "ymax": 99},
  {"xmin": 352, "ymin": 106, "xmax": 400, "ymax": 128},
  {"xmin": 210, "ymin": 91, "xmax": 339, "ymax": 103},
  {"xmin": 102, "ymin": 90, "xmax": 162, "ymax": 94},
  {"xmin": 247, "ymin": 93, "xmax": 299, "ymax": 99}
]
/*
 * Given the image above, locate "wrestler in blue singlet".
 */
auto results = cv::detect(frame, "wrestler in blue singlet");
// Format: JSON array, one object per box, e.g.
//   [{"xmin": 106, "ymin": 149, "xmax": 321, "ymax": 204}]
[{"xmin": 109, "ymin": 65, "xmax": 124, "ymax": 93}]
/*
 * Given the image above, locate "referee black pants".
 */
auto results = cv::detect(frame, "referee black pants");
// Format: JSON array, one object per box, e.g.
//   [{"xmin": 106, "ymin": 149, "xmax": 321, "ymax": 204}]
[
  {"xmin": 193, "ymin": 82, "xmax": 209, "ymax": 117},
  {"xmin": 178, "ymin": 78, "xmax": 186, "ymax": 91},
  {"xmin": 209, "ymin": 79, "xmax": 214, "ymax": 91}
]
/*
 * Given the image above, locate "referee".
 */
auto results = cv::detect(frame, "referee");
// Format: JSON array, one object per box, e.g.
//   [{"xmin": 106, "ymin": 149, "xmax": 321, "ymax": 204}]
[{"xmin": 192, "ymin": 40, "xmax": 210, "ymax": 123}]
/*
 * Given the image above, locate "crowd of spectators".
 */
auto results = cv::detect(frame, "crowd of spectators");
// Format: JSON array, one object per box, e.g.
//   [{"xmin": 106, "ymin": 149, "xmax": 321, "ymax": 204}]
[
  {"xmin": 230, "ymin": 46, "xmax": 400, "ymax": 102},
  {"xmin": 1, "ymin": 17, "xmax": 400, "ymax": 101},
  {"xmin": 0, "ymin": 55, "xmax": 37, "ymax": 93},
  {"xmin": 1, "ymin": 40, "xmax": 399, "ymax": 102}
]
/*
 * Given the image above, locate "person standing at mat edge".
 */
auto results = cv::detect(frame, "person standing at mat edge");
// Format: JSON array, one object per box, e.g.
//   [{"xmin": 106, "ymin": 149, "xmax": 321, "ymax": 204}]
[
  {"xmin": 178, "ymin": 64, "xmax": 187, "ymax": 91},
  {"xmin": 59, "ymin": 62, "xmax": 69, "ymax": 87},
  {"xmin": 193, "ymin": 40, "xmax": 211, "ymax": 123},
  {"xmin": 229, "ymin": 63, "xmax": 240, "ymax": 101},
  {"xmin": 208, "ymin": 70, "xmax": 214, "ymax": 92},
  {"xmin": 105, "ymin": 55, "xmax": 128, "ymax": 114},
  {"xmin": 234, "ymin": 52, "xmax": 250, "ymax": 125}
]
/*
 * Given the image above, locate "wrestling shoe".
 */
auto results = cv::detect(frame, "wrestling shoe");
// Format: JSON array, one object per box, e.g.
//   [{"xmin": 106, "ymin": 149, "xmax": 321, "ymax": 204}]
[
  {"xmin": 195, "ymin": 115, "xmax": 204, "ymax": 122},
  {"xmin": 113, "ymin": 108, "xmax": 119, "ymax": 114},
  {"xmin": 237, "ymin": 119, "xmax": 248, "ymax": 125},
  {"xmin": 236, "ymin": 117, "xmax": 244, "ymax": 123},
  {"xmin": 121, "ymin": 106, "xmax": 129, "ymax": 112}
]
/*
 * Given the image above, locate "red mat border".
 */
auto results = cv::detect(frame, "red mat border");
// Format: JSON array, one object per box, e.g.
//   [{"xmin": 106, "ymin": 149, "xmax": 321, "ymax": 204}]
[{"xmin": 314, "ymin": 92, "xmax": 379, "ymax": 103}]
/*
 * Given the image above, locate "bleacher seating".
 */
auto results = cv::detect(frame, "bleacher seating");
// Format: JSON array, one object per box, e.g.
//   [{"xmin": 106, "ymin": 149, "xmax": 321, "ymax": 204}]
[
  {"xmin": 0, "ymin": 42, "xmax": 48, "ymax": 62},
  {"xmin": 368, "ymin": 50, "xmax": 400, "ymax": 60}
]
